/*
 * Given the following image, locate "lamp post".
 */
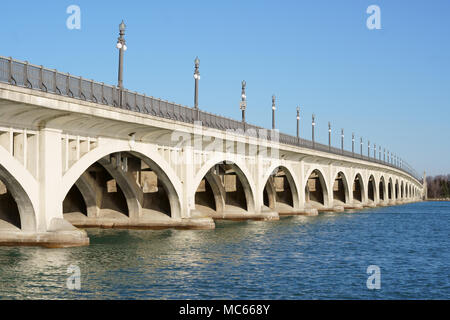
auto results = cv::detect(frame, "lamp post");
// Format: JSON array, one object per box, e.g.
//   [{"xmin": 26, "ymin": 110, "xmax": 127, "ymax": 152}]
[
  {"xmin": 272, "ymin": 95, "xmax": 276, "ymax": 130},
  {"xmin": 194, "ymin": 57, "xmax": 200, "ymax": 120},
  {"xmin": 368, "ymin": 140, "xmax": 370, "ymax": 158},
  {"xmin": 312, "ymin": 114, "xmax": 316, "ymax": 148},
  {"xmin": 296, "ymin": 107, "xmax": 300, "ymax": 144},
  {"xmin": 374, "ymin": 143, "xmax": 376, "ymax": 159},
  {"xmin": 341, "ymin": 129, "xmax": 344, "ymax": 154},
  {"xmin": 384, "ymin": 148, "xmax": 386, "ymax": 162},
  {"xmin": 240, "ymin": 80, "xmax": 247, "ymax": 130},
  {"xmin": 352, "ymin": 133, "xmax": 355, "ymax": 156},
  {"xmin": 360, "ymin": 137, "xmax": 363, "ymax": 158},
  {"xmin": 379, "ymin": 146, "xmax": 381, "ymax": 161},
  {"xmin": 116, "ymin": 20, "xmax": 127, "ymax": 106},
  {"xmin": 328, "ymin": 122, "xmax": 331, "ymax": 151}
]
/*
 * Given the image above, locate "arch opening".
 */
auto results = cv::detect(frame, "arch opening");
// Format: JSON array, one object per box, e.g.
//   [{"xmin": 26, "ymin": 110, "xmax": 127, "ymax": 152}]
[
  {"xmin": 0, "ymin": 163, "xmax": 36, "ymax": 232},
  {"xmin": 379, "ymin": 177, "xmax": 385, "ymax": 201},
  {"xmin": 400, "ymin": 181, "xmax": 404, "ymax": 199},
  {"xmin": 395, "ymin": 180, "xmax": 399, "ymax": 199},
  {"xmin": 63, "ymin": 184, "xmax": 88, "ymax": 216},
  {"xmin": 352, "ymin": 174, "xmax": 364, "ymax": 204},
  {"xmin": 368, "ymin": 175, "xmax": 376, "ymax": 202},
  {"xmin": 263, "ymin": 167, "xmax": 295, "ymax": 213},
  {"xmin": 305, "ymin": 169, "xmax": 328, "ymax": 208},
  {"xmin": 63, "ymin": 151, "xmax": 176, "ymax": 223},
  {"xmin": 0, "ymin": 179, "xmax": 21, "ymax": 231},
  {"xmin": 333, "ymin": 172, "xmax": 348, "ymax": 206},
  {"xmin": 194, "ymin": 161, "xmax": 254, "ymax": 216},
  {"xmin": 388, "ymin": 179, "xmax": 393, "ymax": 200}
]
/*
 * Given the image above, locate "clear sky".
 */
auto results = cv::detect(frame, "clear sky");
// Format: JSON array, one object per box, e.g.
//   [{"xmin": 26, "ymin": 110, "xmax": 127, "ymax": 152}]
[{"xmin": 1, "ymin": 0, "xmax": 449, "ymax": 176}]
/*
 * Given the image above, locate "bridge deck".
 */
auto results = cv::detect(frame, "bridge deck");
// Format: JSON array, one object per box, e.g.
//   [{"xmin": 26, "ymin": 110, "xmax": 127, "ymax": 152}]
[{"xmin": 0, "ymin": 55, "xmax": 420, "ymax": 181}]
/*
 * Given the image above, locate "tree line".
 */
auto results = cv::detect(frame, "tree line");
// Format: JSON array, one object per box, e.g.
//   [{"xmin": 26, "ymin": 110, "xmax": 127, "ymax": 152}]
[{"xmin": 426, "ymin": 175, "xmax": 450, "ymax": 199}]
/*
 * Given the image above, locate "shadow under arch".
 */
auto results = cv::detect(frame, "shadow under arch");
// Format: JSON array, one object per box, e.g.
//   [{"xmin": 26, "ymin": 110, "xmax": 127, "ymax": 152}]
[
  {"xmin": 262, "ymin": 165, "xmax": 300, "ymax": 212},
  {"xmin": 368, "ymin": 175, "xmax": 377, "ymax": 202},
  {"xmin": 193, "ymin": 160, "xmax": 256, "ymax": 216},
  {"xmin": 304, "ymin": 168, "xmax": 329, "ymax": 208},
  {"xmin": 388, "ymin": 177, "xmax": 393, "ymax": 200},
  {"xmin": 395, "ymin": 179, "xmax": 399, "ymax": 199},
  {"xmin": 62, "ymin": 147, "xmax": 182, "ymax": 219},
  {"xmin": 332, "ymin": 171, "xmax": 350, "ymax": 205},
  {"xmin": 352, "ymin": 172, "xmax": 366, "ymax": 203},
  {"xmin": 400, "ymin": 181, "xmax": 404, "ymax": 199},
  {"xmin": 0, "ymin": 155, "xmax": 37, "ymax": 232},
  {"xmin": 379, "ymin": 176, "xmax": 386, "ymax": 201}
]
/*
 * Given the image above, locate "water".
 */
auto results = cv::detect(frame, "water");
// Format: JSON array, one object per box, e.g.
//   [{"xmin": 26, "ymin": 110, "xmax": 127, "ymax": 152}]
[{"xmin": 0, "ymin": 202, "xmax": 449, "ymax": 299}]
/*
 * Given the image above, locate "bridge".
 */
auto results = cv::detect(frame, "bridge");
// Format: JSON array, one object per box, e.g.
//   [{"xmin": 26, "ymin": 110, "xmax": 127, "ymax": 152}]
[{"xmin": 0, "ymin": 56, "xmax": 424, "ymax": 247}]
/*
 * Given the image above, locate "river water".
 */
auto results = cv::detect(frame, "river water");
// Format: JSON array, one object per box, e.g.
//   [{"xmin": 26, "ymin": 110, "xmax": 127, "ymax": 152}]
[{"xmin": 0, "ymin": 201, "xmax": 448, "ymax": 299}]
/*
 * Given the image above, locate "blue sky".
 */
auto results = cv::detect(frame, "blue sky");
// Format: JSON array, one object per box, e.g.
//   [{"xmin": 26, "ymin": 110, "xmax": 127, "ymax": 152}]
[{"xmin": 1, "ymin": 0, "xmax": 449, "ymax": 176}]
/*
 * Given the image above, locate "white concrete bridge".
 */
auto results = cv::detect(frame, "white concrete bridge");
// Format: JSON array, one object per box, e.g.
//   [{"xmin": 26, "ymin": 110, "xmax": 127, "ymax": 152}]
[{"xmin": 0, "ymin": 56, "xmax": 424, "ymax": 247}]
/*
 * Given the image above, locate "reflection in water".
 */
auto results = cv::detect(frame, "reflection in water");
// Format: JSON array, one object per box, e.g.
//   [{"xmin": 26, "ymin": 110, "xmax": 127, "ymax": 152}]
[{"xmin": 0, "ymin": 202, "xmax": 449, "ymax": 299}]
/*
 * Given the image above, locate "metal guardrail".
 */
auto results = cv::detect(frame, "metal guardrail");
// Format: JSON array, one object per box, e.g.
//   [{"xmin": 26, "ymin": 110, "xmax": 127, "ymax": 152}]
[{"xmin": 0, "ymin": 56, "xmax": 421, "ymax": 181}]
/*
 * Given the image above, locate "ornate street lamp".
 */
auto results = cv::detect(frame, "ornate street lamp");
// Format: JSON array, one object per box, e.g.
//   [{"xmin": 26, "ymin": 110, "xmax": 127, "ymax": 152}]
[
  {"xmin": 352, "ymin": 133, "xmax": 355, "ymax": 155},
  {"xmin": 116, "ymin": 20, "xmax": 127, "ymax": 106},
  {"xmin": 360, "ymin": 137, "xmax": 363, "ymax": 158},
  {"xmin": 328, "ymin": 121, "xmax": 331, "ymax": 151},
  {"xmin": 240, "ymin": 80, "xmax": 247, "ymax": 129},
  {"xmin": 272, "ymin": 95, "xmax": 276, "ymax": 130},
  {"xmin": 194, "ymin": 57, "xmax": 200, "ymax": 120},
  {"xmin": 312, "ymin": 114, "xmax": 316, "ymax": 148}
]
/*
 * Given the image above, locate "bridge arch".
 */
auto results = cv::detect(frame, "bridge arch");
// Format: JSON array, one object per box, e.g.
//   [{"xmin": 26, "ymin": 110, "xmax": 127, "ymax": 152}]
[
  {"xmin": 379, "ymin": 176, "xmax": 386, "ymax": 202},
  {"xmin": 192, "ymin": 156, "xmax": 256, "ymax": 215},
  {"xmin": 332, "ymin": 171, "xmax": 350, "ymax": 205},
  {"xmin": 387, "ymin": 177, "xmax": 393, "ymax": 200},
  {"xmin": 0, "ymin": 147, "xmax": 37, "ymax": 231},
  {"xmin": 351, "ymin": 172, "xmax": 366, "ymax": 204},
  {"xmin": 367, "ymin": 174, "xmax": 377, "ymax": 203},
  {"xmin": 304, "ymin": 167, "xmax": 329, "ymax": 208},
  {"xmin": 400, "ymin": 181, "xmax": 404, "ymax": 199},
  {"xmin": 61, "ymin": 142, "xmax": 182, "ymax": 219},
  {"xmin": 261, "ymin": 163, "xmax": 301, "ymax": 212},
  {"xmin": 395, "ymin": 179, "xmax": 399, "ymax": 199}
]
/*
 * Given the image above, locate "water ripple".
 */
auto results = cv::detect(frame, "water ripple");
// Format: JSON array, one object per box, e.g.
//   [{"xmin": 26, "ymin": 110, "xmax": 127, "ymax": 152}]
[{"xmin": 0, "ymin": 202, "xmax": 449, "ymax": 299}]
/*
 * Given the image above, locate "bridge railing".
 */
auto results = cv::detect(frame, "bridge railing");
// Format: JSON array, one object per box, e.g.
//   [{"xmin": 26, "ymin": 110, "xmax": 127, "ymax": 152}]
[{"xmin": 0, "ymin": 56, "xmax": 420, "ymax": 181}]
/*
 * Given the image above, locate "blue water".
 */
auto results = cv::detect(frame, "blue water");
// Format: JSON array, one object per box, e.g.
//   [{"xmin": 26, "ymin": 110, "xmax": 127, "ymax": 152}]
[{"xmin": 0, "ymin": 202, "xmax": 449, "ymax": 299}]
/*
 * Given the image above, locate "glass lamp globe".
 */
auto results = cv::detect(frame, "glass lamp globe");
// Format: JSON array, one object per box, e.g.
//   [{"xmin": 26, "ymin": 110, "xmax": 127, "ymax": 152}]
[{"xmin": 116, "ymin": 42, "xmax": 122, "ymax": 49}]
